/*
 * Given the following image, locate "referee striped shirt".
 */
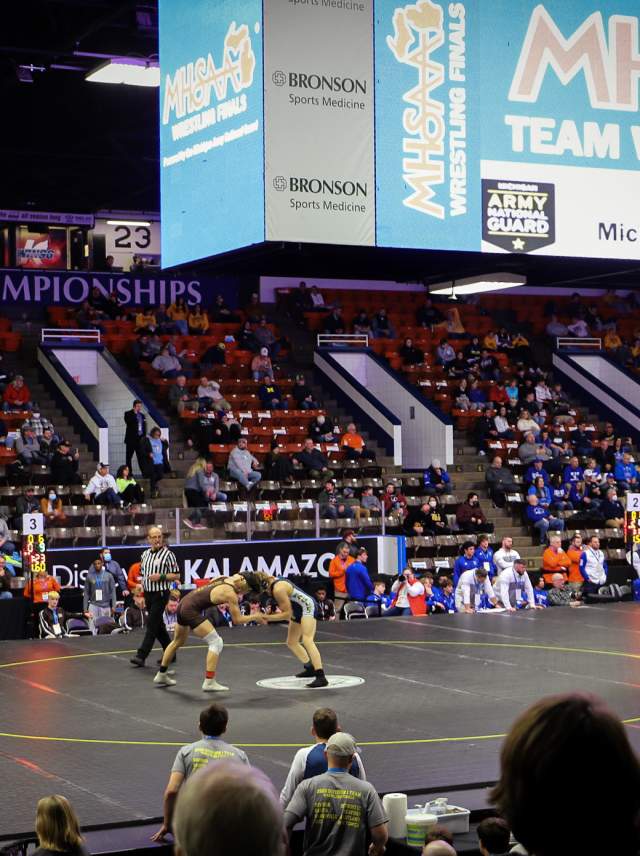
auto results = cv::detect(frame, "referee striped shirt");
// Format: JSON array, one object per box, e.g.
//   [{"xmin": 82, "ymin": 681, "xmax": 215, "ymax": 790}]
[{"xmin": 140, "ymin": 545, "xmax": 179, "ymax": 592}]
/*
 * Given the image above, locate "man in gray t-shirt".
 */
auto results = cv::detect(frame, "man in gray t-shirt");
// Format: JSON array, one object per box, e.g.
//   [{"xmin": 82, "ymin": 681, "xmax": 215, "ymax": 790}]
[
  {"xmin": 284, "ymin": 733, "xmax": 388, "ymax": 856},
  {"xmin": 152, "ymin": 703, "xmax": 249, "ymax": 843}
]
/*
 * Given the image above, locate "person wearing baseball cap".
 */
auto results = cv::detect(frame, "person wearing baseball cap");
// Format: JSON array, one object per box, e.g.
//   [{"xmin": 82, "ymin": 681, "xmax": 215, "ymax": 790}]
[{"xmin": 284, "ymin": 732, "xmax": 388, "ymax": 856}]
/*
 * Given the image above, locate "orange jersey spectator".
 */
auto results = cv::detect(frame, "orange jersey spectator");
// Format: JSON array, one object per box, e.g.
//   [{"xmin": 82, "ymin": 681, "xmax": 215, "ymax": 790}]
[
  {"xmin": 341, "ymin": 428, "xmax": 365, "ymax": 454},
  {"xmin": 328, "ymin": 551, "xmax": 354, "ymax": 594},
  {"xmin": 127, "ymin": 562, "xmax": 142, "ymax": 592},
  {"xmin": 24, "ymin": 573, "xmax": 61, "ymax": 604},
  {"xmin": 542, "ymin": 538, "xmax": 570, "ymax": 584},
  {"xmin": 566, "ymin": 540, "xmax": 584, "ymax": 585}
]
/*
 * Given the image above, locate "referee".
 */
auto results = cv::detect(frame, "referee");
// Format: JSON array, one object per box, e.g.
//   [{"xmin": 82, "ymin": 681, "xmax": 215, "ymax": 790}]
[{"xmin": 130, "ymin": 526, "xmax": 181, "ymax": 668}]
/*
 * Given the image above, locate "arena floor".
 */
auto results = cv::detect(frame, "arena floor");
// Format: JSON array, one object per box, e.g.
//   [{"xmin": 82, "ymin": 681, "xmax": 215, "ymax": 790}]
[{"xmin": 2, "ymin": 605, "xmax": 640, "ymax": 836}]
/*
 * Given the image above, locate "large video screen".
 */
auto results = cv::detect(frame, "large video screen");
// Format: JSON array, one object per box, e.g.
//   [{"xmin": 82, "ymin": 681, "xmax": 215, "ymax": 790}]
[
  {"xmin": 159, "ymin": 0, "xmax": 264, "ymax": 267},
  {"xmin": 160, "ymin": 0, "xmax": 640, "ymax": 265}
]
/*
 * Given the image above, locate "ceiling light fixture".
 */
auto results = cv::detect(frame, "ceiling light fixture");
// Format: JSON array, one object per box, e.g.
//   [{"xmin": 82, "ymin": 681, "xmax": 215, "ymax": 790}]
[
  {"xmin": 106, "ymin": 219, "xmax": 152, "ymax": 226},
  {"xmin": 85, "ymin": 58, "xmax": 159, "ymax": 87},
  {"xmin": 430, "ymin": 272, "xmax": 526, "ymax": 297}
]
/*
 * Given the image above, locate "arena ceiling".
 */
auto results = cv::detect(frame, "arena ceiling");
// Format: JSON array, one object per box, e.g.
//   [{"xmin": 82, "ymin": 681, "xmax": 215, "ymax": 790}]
[{"xmin": 3, "ymin": 0, "xmax": 639, "ymax": 288}]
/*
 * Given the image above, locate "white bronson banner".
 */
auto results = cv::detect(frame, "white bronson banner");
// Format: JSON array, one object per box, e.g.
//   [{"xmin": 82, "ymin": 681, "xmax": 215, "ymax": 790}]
[{"xmin": 264, "ymin": 0, "xmax": 375, "ymax": 246}]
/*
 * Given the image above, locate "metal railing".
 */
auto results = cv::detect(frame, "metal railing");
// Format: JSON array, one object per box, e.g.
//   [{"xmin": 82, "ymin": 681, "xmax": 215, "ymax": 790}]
[
  {"xmin": 317, "ymin": 333, "xmax": 368, "ymax": 348},
  {"xmin": 556, "ymin": 336, "xmax": 601, "ymax": 352},
  {"xmin": 41, "ymin": 328, "xmax": 102, "ymax": 344}
]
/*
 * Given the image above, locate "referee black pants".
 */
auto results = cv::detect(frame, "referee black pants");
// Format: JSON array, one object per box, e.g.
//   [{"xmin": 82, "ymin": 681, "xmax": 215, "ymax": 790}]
[{"xmin": 136, "ymin": 590, "xmax": 171, "ymax": 661}]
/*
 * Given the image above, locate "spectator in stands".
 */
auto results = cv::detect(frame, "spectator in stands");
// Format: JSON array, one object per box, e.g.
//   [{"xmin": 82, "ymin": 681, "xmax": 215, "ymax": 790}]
[
  {"xmin": 485, "ymin": 456, "xmax": 519, "ymax": 508},
  {"xmin": 251, "ymin": 348, "xmax": 274, "ymax": 382},
  {"xmin": 284, "ymin": 731, "xmax": 386, "ymax": 856},
  {"xmin": 228, "ymin": 438, "xmax": 261, "ymax": 491},
  {"xmin": 400, "ymin": 337, "xmax": 424, "ymax": 366},
  {"xmin": 542, "ymin": 534, "xmax": 570, "ymax": 584},
  {"xmin": 14, "ymin": 486, "xmax": 39, "ymax": 526},
  {"xmin": 479, "ymin": 350, "xmax": 500, "ymax": 381},
  {"xmin": 135, "ymin": 307, "xmax": 157, "ymax": 333},
  {"xmin": 308, "ymin": 285, "xmax": 325, "ymax": 309},
  {"xmin": 83, "ymin": 557, "xmax": 116, "ymax": 628},
  {"xmin": 493, "ymin": 405, "xmax": 515, "ymax": 440},
  {"xmin": 167, "ymin": 299, "xmax": 189, "ymax": 334},
  {"xmin": 421, "ymin": 496, "xmax": 450, "ymax": 534},
  {"xmin": 115, "ymin": 464, "xmax": 145, "ymax": 506},
  {"xmin": 475, "ymin": 535, "xmax": 496, "ymax": 577},
  {"xmin": 562, "ymin": 455, "xmax": 584, "ymax": 488},
  {"xmin": 453, "ymin": 542, "xmax": 479, "ymax": 585},
  {"xmin": 360, "ymin": 486, "xmax": 382, "ymax": 516},
  {"xmin": 422, "ymin": 459, "xmax": 450, "ymax": 495},
  {"xmin": 491, "ymin": 692, "xmax": 640, "ymax": 856},
  {"xmin": 122, "ymin": 586, "xmax": 148, "ymax": 630},
  {"xmin": 446, "ymin": 350, "xmax": 468, "ymax": 380},
  {"xmin": 140, "ymin": 427, "xmax": 171, "ymax": 497},
  {"xmin": 213, "ymin": 294, "xmax": 241, "ymax": 323},
  {"xmin": 477, "ymin": 817, "xmax": 511, "ymax": 856},
  {"xmin": 382, "ymin": 482, "xmax": 408, "ymax": 520},
  {"xmin": 601, "ymin": 486, "xmax": 624, "ymax": 527},
  {"xmin": 497, "ymin": 558, "xmax": 537, "ymax": 611},
  {"xmin": 516, "ymin": 409, "xmax": 539, "ymax": 436},
  {"xmin": 0, "ymin": 557, "xmax": 13, "ymax": 598},
  {"xmin": 340, "ymin": 422, "xmax": 375, "ymax": 461},
  {"xmin": 187, "ymin": 305, "xmax": 209, "ymax": 335},
  {"xmin": 456, "ymin": 492, "xmax": 493, "ymax": 534},
  {"xmin": 319, "ymin": 480, "xmax": 355, "ymax": 520},
  {"xmin": 436, "ymin": 338, "xmax": 456, "ymax": 366},
  {"xmin": 565, "ymin": 533, "xmax": 584, "ymax": 593},
  {"xmin": 323, "ymin": 307, "xmax": 345, "ymax": 335},
  {"xmin": 50, "ymin": 440, "xmax": 81, "ymax": 485},
  {"xmin": 292, "ymin": 374, "xmax": 319, "ymax": 410},
  {"xmin": 258, "ymin": 376, "xmax": 288, "ymax": 410},
  {"xmin": 15, "ymin": 427, "xmax": 47, "ymax": 465},
  {"xmin": 264, "ymin": 442, "xmax": 295, "ymax": 483},
  {"xmin": 152, "ymin": 704, "xmax": 251, "ymax": 844},
  {"xmin": 371, "ymin": 307, "xmax": 395, "ymax": 339},
  {"xmin": 309, "ymin": 414, "xmax": 338, "ymax": 443},
  {"xmin": 528, "ymin": 475, "xmax": 552, "ymax": 510},
  {"xmin": 547, "ymin": 573, "xmax": 582, "ymax": 607},
  {"xmin": 494, "ymin": 536, "xmax": 520, "ymax": 575},
  {"xmin": 567, "ymin": 316, "xmax": 590, "ymax": 338},
  {"xmin": 579, "ymin": 534, "xmax": 607, "ymax": 595},
  {"xmin": 294, "ymin": 438, "xmax": 332, "ymax": 478},
  {"xmin": 280, "ymin": 708, "xmax": 365, "ymax": 807},
  {"xmin": 329, "ymin": 543, "xmax": 354, "ymax": 616},
  {"xmin": 184, "ymin": 460, "xmax": 228, "ymax": 530},
  {"xmin": 39, "ymin": 488, "xmax": 66, "ymax": 524},
  {"xmin": 454, "ymin": 378, "xmax": 472, "ymax": 410},
  {"xmin": 99, "ymin": 547, "xmax": 128, "ymax": 598},
  {"xmin": 124, "ymin": 400, "xmax": 146, "ymax": 473},
  {"xmin": 24, "ymin": 565, "xmax": 61, "ymax": 605},
  {"xmin": 200, "ymin": 341, "xmax": 227, "ymax": 370},
  {"xmin": 455, "ymin": 566, "xmax": 497, "ymax": 613},
  {"xmin": 519, "ymin": 433, "xmax": 542, "ymax": 467},
  {"xmin": 84, "ymin": 463, "xmax": 123, "ymax": 508},
  {"xmin": 132, "ymin": 334, "xmax": 155, "ymax": 363},
  {"xmin": 468, "ymin": 378, "xmax": 487, "ymax": 409},
  {"xmin": 533, "ymin": 575, "xmax": 549, "ymax": 607},
  {"xmin": 474, "ymin": 409, "xmax": 499, "ymax": 456},
  {"xmin": 0, "ymin": 513, "xmax": 13, "ymax": 559},
  {"xmin": 152, "ymin": 345, "xmax": 184, "ymax": 379},
  {"xmin": 167, "ymin": 375, "xmax": 198, "ymax": 416},
  {"xmin": 350, "ymin": 309, "xmax": 371, "ymax": 337},
  {"xmin": 33, "ymin": 794, "xmax": 85, "ymax": 856},
  {"xmin": 254, "ymin": 317, "xmax": 280, "ymax": 357},
  {"xmin": 615, "ymin": 451, "xmax": 640, "ymax": 489},
  {"xmin": 346, "ymin": 547, "xmax": 373, "ymax": 603},
  {"xmin": 336, "ymin": 529, "xmax": 359, "ymax": 558},
  {"xmin": 386, "ymin": 569, "xmax": 426, "ymax": 616},
  {"xmin": 2, "ymin": 375, "xmax": 33, "ymax": 411},
  {"xmin": 22, "ymin": 412, "xmax": 54, "ymax": 439},
  {"xmin": 525, "ymin": 494, "xmax": 564, "ymax": 544},
  {"xmin": 315, "ymin": 587, "xmax": 336, "ymax": 621},
  {"xmin": 416, "ymin": 298, "xmax": 444, "ymax": 329}
]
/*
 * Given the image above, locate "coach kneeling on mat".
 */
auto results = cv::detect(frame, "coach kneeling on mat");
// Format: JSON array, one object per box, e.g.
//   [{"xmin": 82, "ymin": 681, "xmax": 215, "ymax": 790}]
[{"xmin": 151, "ymin": 703, "xmax": 248, "ymax": 843}]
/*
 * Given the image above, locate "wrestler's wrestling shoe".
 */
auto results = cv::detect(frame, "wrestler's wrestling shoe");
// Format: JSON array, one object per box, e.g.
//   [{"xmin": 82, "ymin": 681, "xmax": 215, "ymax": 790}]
[
  {"xmin": 153, "ymin": 672, "xmax": 176, "ymax": 687},
  {"xmin": 307, "ymin": 670, "xmax": 329, "ymax": 688},
  {"xmin": 202, "ymin": 678, "xmax": 229, "ymax": 692},
  {"xmin": 296, "ymin": 663, "xmax": 315, "ymax": 678}
]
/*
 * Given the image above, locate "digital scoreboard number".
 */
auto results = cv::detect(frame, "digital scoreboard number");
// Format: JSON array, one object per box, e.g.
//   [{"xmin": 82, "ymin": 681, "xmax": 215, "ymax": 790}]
[
  {"xmin": 625, "ymin": 495, "xmax": 640, "ymax": 545},
  {"xmin": 22, "ymin": 532, "xmax": 47, "ymax": 577}
]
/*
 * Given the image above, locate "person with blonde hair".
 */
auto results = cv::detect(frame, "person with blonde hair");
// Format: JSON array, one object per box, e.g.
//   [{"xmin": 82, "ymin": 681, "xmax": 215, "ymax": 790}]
[{"xmin": 34, "ymin": 794, "xmax": 87, "ymax": 856}]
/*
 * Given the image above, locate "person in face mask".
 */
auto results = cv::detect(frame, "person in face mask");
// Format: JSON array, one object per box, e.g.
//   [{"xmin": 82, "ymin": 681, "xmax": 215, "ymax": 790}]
[
  {"xmin": 39, "ymin": 488, "xmax": 66, "ymax": 523},
  {"xmin": 601, "ymin": 486, "xmax": 625, "ymax": 528},
  {"xmin": 100, "ymin": 548, "xmax": 129, "ymax": 599}
]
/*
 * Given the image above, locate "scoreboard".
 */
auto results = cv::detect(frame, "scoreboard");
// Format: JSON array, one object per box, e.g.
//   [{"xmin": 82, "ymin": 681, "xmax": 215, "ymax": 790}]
[{"xmin": 22, "ymin": 513, "xmax": 47, "ymax": 585}]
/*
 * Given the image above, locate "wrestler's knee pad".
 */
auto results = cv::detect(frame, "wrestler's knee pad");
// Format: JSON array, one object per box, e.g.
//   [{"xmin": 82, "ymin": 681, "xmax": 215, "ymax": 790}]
[{"xmin": 203, "ymin": 630, "xmax": 223, "ymax": 656}]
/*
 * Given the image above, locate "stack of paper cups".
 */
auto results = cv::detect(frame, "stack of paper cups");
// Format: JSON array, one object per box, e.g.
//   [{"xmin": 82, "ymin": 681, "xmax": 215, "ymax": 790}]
[{"xmin": 382, "ymin": 793, "xmax": 408, "ymax": 838}]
